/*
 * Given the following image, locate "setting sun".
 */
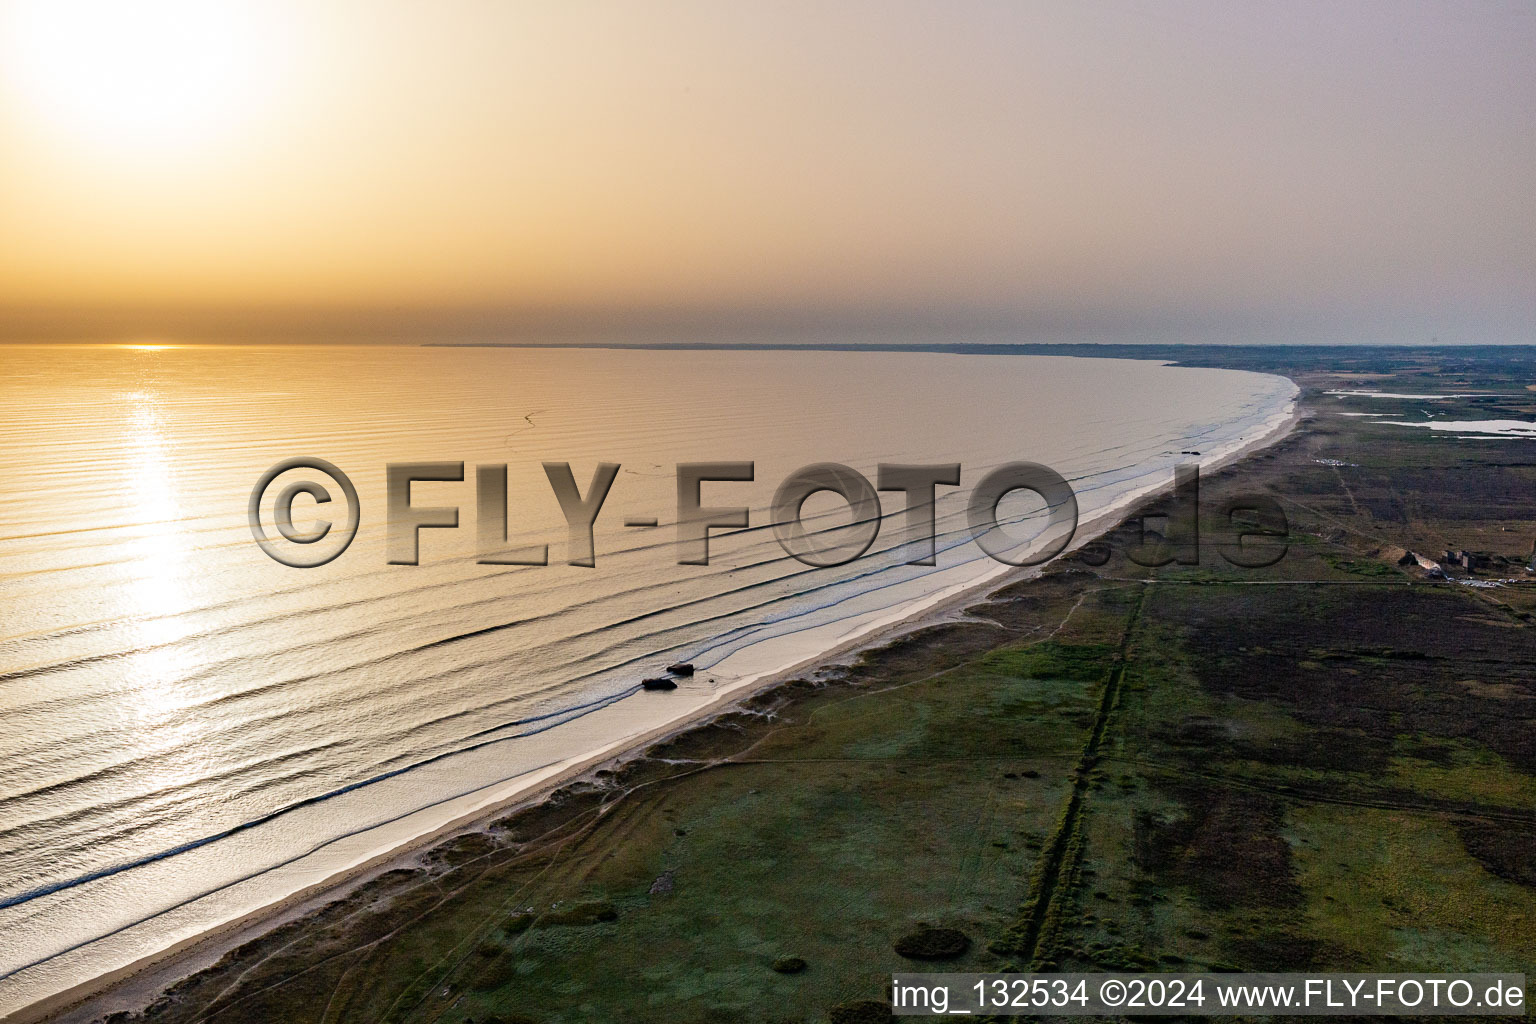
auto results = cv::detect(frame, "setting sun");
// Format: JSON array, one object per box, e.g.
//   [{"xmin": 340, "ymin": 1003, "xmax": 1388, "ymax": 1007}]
[{"xmin": 1, "ymin": 0, "xmax": 277, "ymax": 154}]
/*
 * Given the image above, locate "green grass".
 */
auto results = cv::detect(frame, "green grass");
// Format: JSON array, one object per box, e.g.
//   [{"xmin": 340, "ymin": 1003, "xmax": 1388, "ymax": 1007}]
[
  {"xmin": 1322, "ymin": 553, "xmax": 1403, "ymax": 578},
  {"xmin": 1290, "ymin": 806, "xmax": 1536, "ymax": 972}
]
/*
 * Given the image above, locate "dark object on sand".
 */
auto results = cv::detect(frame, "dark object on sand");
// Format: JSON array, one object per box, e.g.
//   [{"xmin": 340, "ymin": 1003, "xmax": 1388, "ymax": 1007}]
[
  {"xmin": 666, "ymin": 662, "xmax": 695, "ymax": 675},
  {"xmin": 641, "ymin": 677, "xmax": 677, "ymax": 691},
  {"xmin": 772, "ymin": 955, "xmax": 808, "ymax": 974},
  {"xmin": 894, "ymin": 926, "xmax": 971, "ymax": 960}
]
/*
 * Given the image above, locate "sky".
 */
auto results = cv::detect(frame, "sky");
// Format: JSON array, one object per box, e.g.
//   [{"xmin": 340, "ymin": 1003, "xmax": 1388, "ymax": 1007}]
[{"xmin": 0, "ymin": 0, "xmax": 1532, "ymax": 344}]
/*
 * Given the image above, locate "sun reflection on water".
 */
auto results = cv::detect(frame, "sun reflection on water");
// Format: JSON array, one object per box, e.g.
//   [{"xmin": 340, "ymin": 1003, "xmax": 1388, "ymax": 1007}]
[{"xmin": 119, "ymin": 388, "xmax": 200, "ymax": 732}]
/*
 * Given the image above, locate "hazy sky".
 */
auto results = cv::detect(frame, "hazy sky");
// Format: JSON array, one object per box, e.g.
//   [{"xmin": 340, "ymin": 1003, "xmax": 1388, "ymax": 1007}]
[{"xmin": 1, "ymin": 0, "xmax": 1532, "ymax": 343}]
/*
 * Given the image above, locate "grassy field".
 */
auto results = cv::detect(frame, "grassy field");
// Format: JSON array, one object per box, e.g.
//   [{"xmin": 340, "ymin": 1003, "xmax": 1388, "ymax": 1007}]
[{"xmin": 99, "ymin": 352, "xmax": 1536, "ymax": 1024}]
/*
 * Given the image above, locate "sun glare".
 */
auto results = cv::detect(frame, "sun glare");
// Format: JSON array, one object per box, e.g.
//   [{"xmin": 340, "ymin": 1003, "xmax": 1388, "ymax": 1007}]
[{"xmin": 1, "ymin": 0, "xmax": 276, "ymax": 154}]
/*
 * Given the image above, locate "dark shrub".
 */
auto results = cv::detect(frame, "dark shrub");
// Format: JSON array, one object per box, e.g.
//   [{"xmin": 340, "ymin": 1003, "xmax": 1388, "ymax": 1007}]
[
  {"xmin": 1459, "ymin": 823, "xmax": 1536, "ymax": 887},
  {"xmin": 894, "ymin": 926, "xmax": 970, "ymax": 960}
]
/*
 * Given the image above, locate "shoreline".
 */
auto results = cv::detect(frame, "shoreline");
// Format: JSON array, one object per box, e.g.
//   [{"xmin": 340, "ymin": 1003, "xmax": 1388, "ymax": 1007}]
[{"xmin": 22, "ymin": 391, "xmax": 1301, "ymax": 1024}]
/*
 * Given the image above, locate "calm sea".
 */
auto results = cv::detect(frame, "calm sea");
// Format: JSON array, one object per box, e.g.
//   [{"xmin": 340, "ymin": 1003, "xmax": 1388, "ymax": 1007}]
[{"xmin": 0, "ymin": 344, "xmax": 1295, "ymax": 1012}]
